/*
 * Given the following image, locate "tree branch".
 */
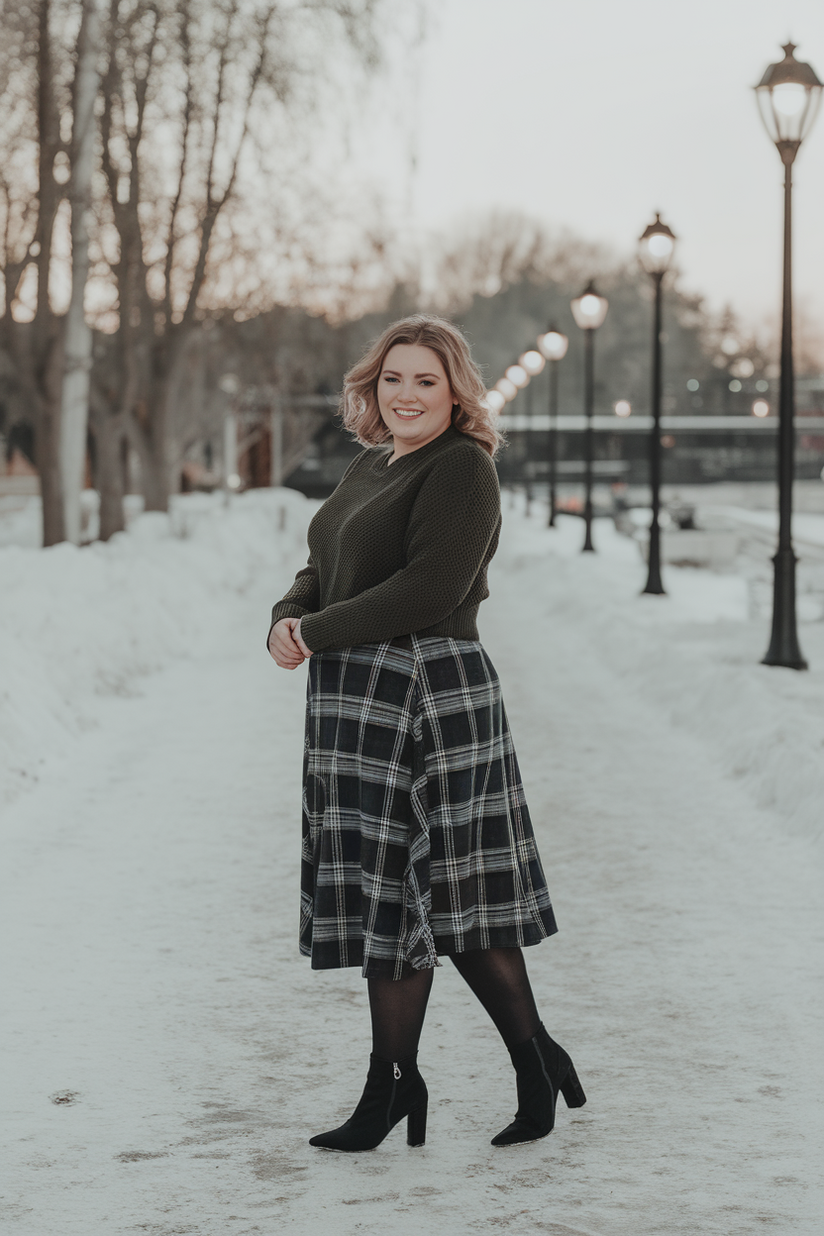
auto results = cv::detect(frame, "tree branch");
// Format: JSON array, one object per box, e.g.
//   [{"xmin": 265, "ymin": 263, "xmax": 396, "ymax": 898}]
[
  {"xmin": 180, "ymin": 3, "xmax": 275, "ymax": 328},
  {"xmin": 162, "ymin": 0, "xmax": 194, "ymax": 321}
]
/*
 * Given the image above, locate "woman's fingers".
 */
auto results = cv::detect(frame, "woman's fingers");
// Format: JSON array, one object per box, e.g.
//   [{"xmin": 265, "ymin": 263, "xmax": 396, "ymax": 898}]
[
  {"xmin": 283, "ymin": 617, "xmax": 305, "ymax": 644},
  {"xmin": 273, "ymin": 647, "xmax": 304, "ymax": 668},
  {"xmin": 268, "ymin": 622, "xmax": 305, "ymax": 668},
  {"xmin": 276, "ymin": 654, "xmax": 303, "ymax": 670}
]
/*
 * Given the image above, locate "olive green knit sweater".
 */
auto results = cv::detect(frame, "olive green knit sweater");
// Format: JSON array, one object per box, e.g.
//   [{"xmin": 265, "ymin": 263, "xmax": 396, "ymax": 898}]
[{"xmin": 269, "ymin": 425, "xmax": 502, "ymax": 653}]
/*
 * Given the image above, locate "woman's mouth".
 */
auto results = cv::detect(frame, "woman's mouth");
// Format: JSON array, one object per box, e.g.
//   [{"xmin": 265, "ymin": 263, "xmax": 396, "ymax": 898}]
[{"xmin": 393, "ymin": 408, "xmax": 424, "ymax": 419}]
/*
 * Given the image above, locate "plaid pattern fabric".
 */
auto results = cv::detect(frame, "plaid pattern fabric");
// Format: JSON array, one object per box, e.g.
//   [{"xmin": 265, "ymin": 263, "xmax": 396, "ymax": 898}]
[{"xmin": 300, "ymin": 634, "xmax": 558, "ymax": 980}]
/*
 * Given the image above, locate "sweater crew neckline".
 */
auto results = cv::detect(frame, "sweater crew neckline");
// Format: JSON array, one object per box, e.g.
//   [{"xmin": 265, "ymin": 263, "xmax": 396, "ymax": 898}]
[{"xmin": 372, "ymin": 424, "xmax": 459, "ymax": 472}]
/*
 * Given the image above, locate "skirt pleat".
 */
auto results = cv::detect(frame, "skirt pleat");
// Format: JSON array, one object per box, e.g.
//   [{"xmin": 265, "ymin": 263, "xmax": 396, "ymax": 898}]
[{"xmin": 300, "ymin": 634, "xmax": 557, "ymax": 979}]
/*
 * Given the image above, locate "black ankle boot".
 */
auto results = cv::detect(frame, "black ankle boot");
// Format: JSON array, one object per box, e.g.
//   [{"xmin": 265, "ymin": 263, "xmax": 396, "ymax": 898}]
[
  {"xmin": 491, "ymin": 1023, "xmax": 586, "ymax": 1147},
  {"xmin": 309, "ymin": 1053, "xmax": 428, "ymax": 1152}
]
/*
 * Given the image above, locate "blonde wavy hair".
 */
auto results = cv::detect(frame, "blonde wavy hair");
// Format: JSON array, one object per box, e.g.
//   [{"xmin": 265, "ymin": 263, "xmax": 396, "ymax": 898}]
[{"xmin": 340, "ymin": 315, "xmax": 504, "ymax": 458}]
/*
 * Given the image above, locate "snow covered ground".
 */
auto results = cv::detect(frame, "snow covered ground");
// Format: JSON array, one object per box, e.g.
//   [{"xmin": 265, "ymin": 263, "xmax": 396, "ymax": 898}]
[{"xmin": 2, "ymin": 489, "xmax": 823, "ymax": 1235}]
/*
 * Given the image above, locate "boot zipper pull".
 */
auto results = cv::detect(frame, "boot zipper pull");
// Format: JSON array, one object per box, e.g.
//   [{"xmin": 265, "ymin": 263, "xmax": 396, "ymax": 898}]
[{"xmin": 393, "ymin": 1063, "xmax": 401, "ymax": 1080}]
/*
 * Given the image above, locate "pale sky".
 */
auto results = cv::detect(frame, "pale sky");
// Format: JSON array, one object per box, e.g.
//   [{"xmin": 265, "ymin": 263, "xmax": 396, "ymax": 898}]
[{"xmin": 347, "ymin": 0, "xmax": 824, "ymax": 334}]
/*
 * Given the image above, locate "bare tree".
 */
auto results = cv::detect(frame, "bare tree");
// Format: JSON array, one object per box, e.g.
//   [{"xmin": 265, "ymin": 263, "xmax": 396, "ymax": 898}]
[
  {"xmin": 91, "ymin": 0, "xmax": 389, "ymax": 534},
  {"xmin": 425, "ymin": 211, "xmax": 612, "ymax": 315},
  {"xmin": 60, "ymin": 0, "xmax": 101, "ymax": 543},
  {"xmin": 0, "ymin": 0, "xmax": 70, "ymax": 545}
]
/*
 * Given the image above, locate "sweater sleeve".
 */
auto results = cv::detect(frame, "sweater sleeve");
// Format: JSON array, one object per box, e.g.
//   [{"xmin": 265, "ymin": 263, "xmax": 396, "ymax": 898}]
[
  {"xmin": 300, "ymin": 447, "xmax": 500, "ymax": 652},
  {"xmin": 266, "ymin": 557, "xmax": 320, "ymax": 649},
  {"xmin": 266, "ymin": 452, "xmax": 367, "ymax": 645}
]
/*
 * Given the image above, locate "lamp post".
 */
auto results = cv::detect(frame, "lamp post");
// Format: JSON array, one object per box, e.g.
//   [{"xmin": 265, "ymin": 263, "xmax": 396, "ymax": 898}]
[
  {"xmin": 517, "ymin": 350, "xmax": 545, "ymax": 515},
  {"xmin": 638, "ymin": 213, "xmax": 677, "ymax": 595},
  {"xmin": 755, "ymin": 43, "xmax": 822, "ymax": 670},
  {"xmin": 537, "ymin": 327, "xmax": 568, "ymax": 527},
  {"xmin": 570, "ymin": 283, "xmax": 609, "ymax": 551}
]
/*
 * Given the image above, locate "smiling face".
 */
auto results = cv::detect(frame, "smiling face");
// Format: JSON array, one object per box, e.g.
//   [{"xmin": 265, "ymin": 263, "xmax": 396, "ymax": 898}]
[{"xmin": 377, "ymin": 343, "xmax": 456, "ymax": 459}]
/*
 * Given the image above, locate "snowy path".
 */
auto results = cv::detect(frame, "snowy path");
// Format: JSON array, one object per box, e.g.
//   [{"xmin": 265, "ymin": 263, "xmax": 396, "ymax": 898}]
[{"xmin": 2, "ymin": 504, "xmax": 823, "ymax": 1236}]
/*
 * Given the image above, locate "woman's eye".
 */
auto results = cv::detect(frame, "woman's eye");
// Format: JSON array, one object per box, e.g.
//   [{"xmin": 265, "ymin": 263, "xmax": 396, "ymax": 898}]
[
  {"xmin": 383, "ymin": 375, "xmax": 399, "ymax": 383},
  {"xmin": 419, "ymin": 380, "xmax": 433, "ymax": 387}
]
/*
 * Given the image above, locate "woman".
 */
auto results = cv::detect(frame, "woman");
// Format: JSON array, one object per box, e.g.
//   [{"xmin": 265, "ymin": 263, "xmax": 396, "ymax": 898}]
[{"xmin": 267, "ymin": 315, "xmax": 585, "ymax": 1152}]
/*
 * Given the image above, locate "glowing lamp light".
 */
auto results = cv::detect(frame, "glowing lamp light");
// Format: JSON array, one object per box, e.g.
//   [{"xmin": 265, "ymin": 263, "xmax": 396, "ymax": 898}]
[
  {"xmin": 571, "ymin": 282, "xmax": 609, "ymax": 330},
  {"xmin": 638, "ymin": 213, "xmax": 677, "ymax": 276},
  {"xmin": 485, "ymin": 389, "xmax": 506, "ymax": 415},
  {"xmin": 538, "ymin": 329, "xmax": 569, "ymax": 361},
  {"xmin": 755, "ymin": 43, "xmax": 823, "ymax": 145},
  {"xmin": 227, "ymin": 472, "xmax": 242, "ymax": 489},
  {"xmin": 495, "ymin": 377, "xmax": 518, "ymax": 402},
  {"xmin": 774, "ymin": 83, "xmax": 807, "ymax": 115},
  {"xmin": 614, "ymin": 400, "xmax": 632, "ymax": 418},
  {"xmin": 519, "ymin": 350, "xmax": 546, "ymax": 376},
  {"xmin": 505, "ymin": 364, "xmax": 529, "ymax": 388},
  {"xmin": 752, "ymin": 399, "xmax": 771, "ymax": 417}
]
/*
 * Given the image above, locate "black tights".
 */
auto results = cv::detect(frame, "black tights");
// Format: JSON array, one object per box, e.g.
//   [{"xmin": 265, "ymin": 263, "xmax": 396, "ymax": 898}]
[{"xmin": 367, "ymin": 947, "xmax": 541, "ymax": 1061}]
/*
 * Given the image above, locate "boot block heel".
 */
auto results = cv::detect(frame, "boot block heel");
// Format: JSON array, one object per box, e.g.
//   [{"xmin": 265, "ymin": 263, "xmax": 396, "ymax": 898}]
[
  {"xmin": 560, "ymin": 1063, "xmax": 587, "ymax": 1109},
  {"xmin": 407, "ymin": 1102, "xmax": 427, "ymax": 1147}
]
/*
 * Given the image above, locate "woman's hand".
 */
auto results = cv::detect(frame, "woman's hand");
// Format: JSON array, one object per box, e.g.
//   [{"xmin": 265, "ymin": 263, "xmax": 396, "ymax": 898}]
[{"xmin": 268, "ymin": 617, "xmax": 311, "ymax": 669}]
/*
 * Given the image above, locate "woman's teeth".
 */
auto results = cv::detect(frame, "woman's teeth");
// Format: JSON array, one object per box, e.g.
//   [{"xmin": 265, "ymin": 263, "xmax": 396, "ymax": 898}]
[{"xmin": 394, "ymin": 409, "xmax": 423, "ymax": 419}]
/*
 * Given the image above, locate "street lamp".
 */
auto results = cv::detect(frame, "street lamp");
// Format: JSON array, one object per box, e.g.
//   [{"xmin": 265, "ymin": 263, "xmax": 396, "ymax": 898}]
[
  {"xmin": 570, "ymin": 284, "xmax": 608, "ymax": 550},
  {"xmin": 518, "ymin": 351, "xmax": 545, "ymax": 515},
  {"xmin": 755, "ymin": 42, "xmax": 822, "ymax": 669},
  {"xmin": 537, "ymin": 327, "xmax": 568, "ymax": 527},
  {"xmin": 638, "ymin": 212, "xmax": 677, "ymax": 595}
]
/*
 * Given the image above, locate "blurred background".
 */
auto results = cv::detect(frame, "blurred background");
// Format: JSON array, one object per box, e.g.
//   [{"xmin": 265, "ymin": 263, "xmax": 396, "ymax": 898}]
[{"xmin": 1, "ymin": 0, "xmax": 823, "ymax": 548}]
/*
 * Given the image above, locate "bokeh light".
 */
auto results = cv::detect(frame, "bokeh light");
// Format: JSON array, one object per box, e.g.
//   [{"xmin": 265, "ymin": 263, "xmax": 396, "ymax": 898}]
[
  {"xmin": 495, "ymin": 377, "xmax": 518, "ymax": 402},
  {"xmin": 505, "ymin": 364, "xmax": 529, "ymax": 388},
  {"xmin": 537, "ymin": 331, "xmax": 569, "ymax": 361},
  {"xmin": 519, "ymin": 350, "xmax": 545, "ymax": 376}
]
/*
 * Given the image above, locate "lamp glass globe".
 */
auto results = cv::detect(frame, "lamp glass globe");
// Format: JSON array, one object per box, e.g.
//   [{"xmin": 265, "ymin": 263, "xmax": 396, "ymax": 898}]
[{"xmin": 570, "ymin": 286, "xmax": 608, "ymax": 330}]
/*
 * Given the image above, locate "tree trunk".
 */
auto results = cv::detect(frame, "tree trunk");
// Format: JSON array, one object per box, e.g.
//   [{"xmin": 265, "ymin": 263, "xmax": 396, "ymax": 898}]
[
  {"xmin": 37, "ymin": 340, "xmax": 66, "ymax": 546},
  {"xmin": 140, "ymin": 347, "xmax": 188, "ymax": 512},
  {"xmin": 34, "ymin": 0, "xmax": 66, "ymax": 546},
  {"xmin": 141, "ymin": 419, "xmax": 170, "ymax": 511},
  {"xmin": 93, "ymin": 407, "xmax": 126, "ymax": 540},
  {"xmin": 60, "ymin": 0, "xmax": 101, "ymax": 543}
]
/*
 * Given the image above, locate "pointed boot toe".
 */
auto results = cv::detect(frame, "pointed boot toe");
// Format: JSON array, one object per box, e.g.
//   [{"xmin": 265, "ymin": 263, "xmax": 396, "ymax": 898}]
[
  {"xmin": 309, "ymin": 1054, "xmax": 428, "ymax": 1153},
  {"xmin": 491, "ymin": 1024, "xmax": 586, "ymax": 1147}
]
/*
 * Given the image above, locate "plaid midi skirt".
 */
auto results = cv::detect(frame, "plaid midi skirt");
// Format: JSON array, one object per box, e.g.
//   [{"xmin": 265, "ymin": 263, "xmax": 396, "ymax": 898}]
[{"xmin": 300, "ymin": 634, "xmax": 558, "ymax": 980}]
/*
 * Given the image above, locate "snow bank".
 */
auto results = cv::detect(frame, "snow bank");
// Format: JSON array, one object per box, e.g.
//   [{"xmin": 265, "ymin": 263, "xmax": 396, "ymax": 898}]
[
  {"xmin": 496, "ymin": 503, "xmax": 824, "ymax": 843},
  {"xmin": 0, "ymin": 490, "xmax": 312, "ymax": 806}
]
